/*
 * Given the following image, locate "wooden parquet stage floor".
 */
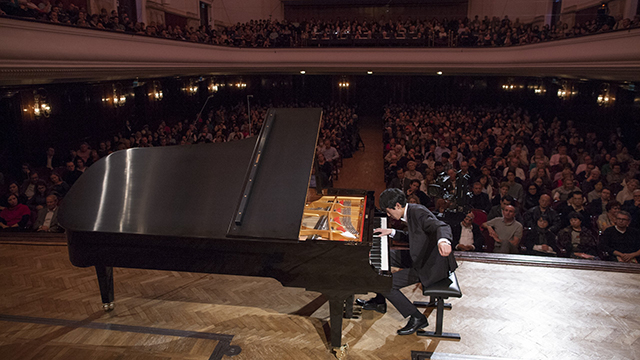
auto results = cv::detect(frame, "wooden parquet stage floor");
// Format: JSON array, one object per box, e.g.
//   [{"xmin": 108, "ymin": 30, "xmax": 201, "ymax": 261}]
[{"xmin": 1, "ymin": 244, "xmax": 639, "ymax": 360}]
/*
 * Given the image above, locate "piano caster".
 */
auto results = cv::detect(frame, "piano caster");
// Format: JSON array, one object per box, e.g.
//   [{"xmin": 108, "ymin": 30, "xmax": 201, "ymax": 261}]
[
  {"xmin": 332, "ymin": 343, "xmax": 349, "ymax": 359},
  {"xmin": 102, "ymin": 302, "xmax": 115, "ymax": 312}
]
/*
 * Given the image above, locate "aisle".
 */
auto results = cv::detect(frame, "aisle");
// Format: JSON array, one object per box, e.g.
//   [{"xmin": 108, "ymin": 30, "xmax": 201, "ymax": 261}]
[{"xmin": 333, "ymin": 116, "xmax": 386, "ymax": 206}]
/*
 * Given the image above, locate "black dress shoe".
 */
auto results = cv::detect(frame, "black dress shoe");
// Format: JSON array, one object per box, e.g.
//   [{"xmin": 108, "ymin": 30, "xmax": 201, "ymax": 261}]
[
  {"xmin": 355, "ymin": 298, "xmax": 387, "ymax": 313},
  {"xmin": 397, "ymin": 314, "xmax": 428, "ymax": 335}
]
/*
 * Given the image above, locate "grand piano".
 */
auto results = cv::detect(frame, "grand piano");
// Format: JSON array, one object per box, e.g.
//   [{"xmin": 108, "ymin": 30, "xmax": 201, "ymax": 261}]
[{"xmin": 58, "ymin": 108, "xmax": 392, "ymax": 353}]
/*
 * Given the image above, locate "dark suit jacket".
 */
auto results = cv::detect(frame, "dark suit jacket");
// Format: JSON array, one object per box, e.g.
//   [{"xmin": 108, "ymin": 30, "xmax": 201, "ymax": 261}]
[
  {"xmin": 33, "ymin": 207, "xmax": 63, "ymax": 232},
  {"xmin": 451, "ymin": 222, "xmax": 484, "ymax": 251},
  {"xmin": 393, "ymin": 203, "xmax": 457, "ymax": 287}
]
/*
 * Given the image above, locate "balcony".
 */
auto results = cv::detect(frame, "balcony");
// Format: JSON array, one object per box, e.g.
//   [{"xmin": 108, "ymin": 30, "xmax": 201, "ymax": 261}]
[{"xmin": 1, "ymin": 16, "xmax": 640, "ymax": 85}]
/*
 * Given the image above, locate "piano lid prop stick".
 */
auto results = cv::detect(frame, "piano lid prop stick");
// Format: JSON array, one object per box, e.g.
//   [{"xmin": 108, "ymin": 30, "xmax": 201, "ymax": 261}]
[{"xmin": 234, "ymin": 111, "xmax": 275, "ymax": 226}]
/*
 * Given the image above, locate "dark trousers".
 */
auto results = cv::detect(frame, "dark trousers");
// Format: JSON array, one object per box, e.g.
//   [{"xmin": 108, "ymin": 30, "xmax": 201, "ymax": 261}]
[{"xmin": 378, "ymin": 249, "xmax": 421, "ymax": 318}]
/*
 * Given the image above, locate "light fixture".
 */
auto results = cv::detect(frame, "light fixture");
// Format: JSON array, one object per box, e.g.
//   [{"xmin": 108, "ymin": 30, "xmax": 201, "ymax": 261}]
[
  {"xmin": 437, "ymin": 71, "xmax": 443, "ymax": 75},
  {"xmin": 33, "ymin": 88, "xmax": 51, "ymax": 118},
  {"xmin": 183, "ymin": 79, "xmax": 198, "ymax": 96},
  {"xmin": 597, "ymin": 83, "xmax": 613, "ymax": 106},
  {"xmin": 557, "ymin": 80, "xmax": 575, "ymax": 100},
  {"xmin": 300, "ymin": 70, "xmax": 306, "ymax": 74},
  {"xmin": 149, "ymin": 80, "xmax": 163, "ymax": 100},
  {"xmin": 367, "ymin": 71, "xmax": 373, "ymax": 75}
]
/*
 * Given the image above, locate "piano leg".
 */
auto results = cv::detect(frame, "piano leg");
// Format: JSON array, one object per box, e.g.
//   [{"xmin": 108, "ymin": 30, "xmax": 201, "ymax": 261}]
[
  {"xmin": 95, "ymin": 266, "xmax": 115, "ymax": 311},
  {"xmin": 344, "ymin": 294, "xmax": 354, "ymax": 318},
  {"xmin": 325, "ymin": 292, "xmax": 351, "ymax": 357}
]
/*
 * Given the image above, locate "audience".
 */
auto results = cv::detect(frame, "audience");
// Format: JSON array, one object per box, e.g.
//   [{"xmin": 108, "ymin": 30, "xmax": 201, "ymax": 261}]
[
  {"xmin": 380, "ymin": 100, "xmax": 640, "ymax": 262},
  {"xmin": 2, "ymin": 3, "xmax": 638, "ymax": 49}
]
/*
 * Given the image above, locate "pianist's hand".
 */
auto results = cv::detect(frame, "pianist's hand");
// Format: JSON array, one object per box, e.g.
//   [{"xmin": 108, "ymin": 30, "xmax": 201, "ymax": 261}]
[
  {"xmin": 438, "ymin": 242, "xmax": 452, "ymax": 257},
  {"xmin": 374, "ymin": 228, "xmax": 393, "ymax": 236}
]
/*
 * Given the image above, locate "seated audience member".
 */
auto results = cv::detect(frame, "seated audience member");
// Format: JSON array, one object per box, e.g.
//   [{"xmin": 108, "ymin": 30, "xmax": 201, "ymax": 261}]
[
  {"xmin": 622, "ymin": 189, "xmax": 640, "ymax": 229},
  {"xmin": 26, "ymin": 181, "xmax": 49, "ymax": 212},
  {"xmin": 599, "ymin": 210, "xmax": 640, "ymax": 263},
  {"xmin": 478, "ymin": 174, "xmax": 494, "ymax": 200},
  {"xmin": 482, "ymin": 205, "xmax": 523, "ymax": 254},
  {"xmin": 467, "ymin": 182, "xmax": 492, "ymax": 213},
  {"xmin": 406, "ymin": 179, "xmax": 432, "ymax": 208},
  {"xmin": 451, "ymin": 211, "xmax": 484, "ymax": 252},
  {"xmin": 406, "ymin": 194, "xmax": 420, "ymax": 204},
  {"xmin": 551, "ymin": 174, "xmax": 578, "ymax": 202},
  {"xmin": 616, "ymin": 179, "xmax": 639, "ymax": 204},
  {"xmin": 404, "ymin": 161, "xmax": 423, "ymax": 182},
  {"xmin": 588, "ymin": 186, "xmax": 611, "ymax": 216},
  {"xmin": 3, "ymin": 182, "xmax": 28, "ymax": 207},
  {"xmin": 20, "ymin": 172, "xmax": 40, "ymax": 200},
  {"xmin": 63, "ymin": 161, "xmax": 82, "ymax": 186},
  {"xmin": 491, "ymin": 182, "xmax": 510, "ymax": 207},
  {"xmin": 41, "ymin": 147, "xmax": 62, "ymax": 170},
  {"xmin": 0, "ymin": 194, "xmax": 31, "ymax": 231},
  {"xmin": 503, "ymin": 157, "xmax": 526, "ymax": 182},
  {"xmin": 505, "ymin": 170, "xmax": 524, "ymax": 204},
  {"xmin": 75, "ymin": 157, "xmax": 88, "ymax": 173},
  {"xmin": 33, "ymin": 195, "xmax": 63, "ymax": 233},
  {"xmin": 523, "ymin": 183, "xmax": 541, "ymax": 211},
  {"xmin": 76, "ymin": 142, "xmax": 91, "ymax": 163},
  {"xmin": 581, "ymin": 168, "xmax": 602, "ymax": 196},
  {"xmin": 487, "ymin": 195, "xmax": 523, "ymax": 223},
  {"xmin": 524, "ymin": 215, "xmax": 559, "ymax": 256},
  {"xmin": 50, "ymin": 173, "xmax": 70, "ymax": 199},
  {"xmin": 556, "ymin": 212, "xmax": 598, "ymax": 259},
  {"xmin": 558, "ymin": 191, "xmax": 588, "ymax": 229},
  {"xmin": 606, "ymin": 164, "xmax": 624, "ymax": 185},
  {"xmin": 388, "ymin": 167, "xmax": 411, "ymax": 192},
  {"xmin": 524, "ymin": 194, "xmax": 562, "ymax": 234},
  {"xmin": 598, "ymin": 201, "xmax": 621, "ymax": 232}
]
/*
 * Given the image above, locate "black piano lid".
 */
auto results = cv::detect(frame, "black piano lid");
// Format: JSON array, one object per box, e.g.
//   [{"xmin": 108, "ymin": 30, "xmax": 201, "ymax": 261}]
[{"xmin": 58, "ymin": 108, "xmax": 323, "ymax": 241}]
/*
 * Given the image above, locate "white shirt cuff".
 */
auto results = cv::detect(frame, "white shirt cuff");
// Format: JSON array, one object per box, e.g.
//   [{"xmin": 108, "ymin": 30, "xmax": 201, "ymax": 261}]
[
  {"xmin": 390, "ymin": 229, "xmax": 396, "ymax": 237},
  {"xmin": 438, "ymin": 238, "xmax": 451, "ymax": 246}
]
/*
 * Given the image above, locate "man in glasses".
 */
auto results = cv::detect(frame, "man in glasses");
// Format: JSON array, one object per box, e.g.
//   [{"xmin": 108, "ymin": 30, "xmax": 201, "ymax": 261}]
[{"xmin": 599, "ymin": 210, "xmax": 640, "ymax": 263}]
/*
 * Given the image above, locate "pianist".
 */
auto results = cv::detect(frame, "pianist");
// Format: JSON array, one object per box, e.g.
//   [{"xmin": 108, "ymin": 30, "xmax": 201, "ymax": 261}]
[{"xmin": 357, "ymin": 188, "xmax": 457, "ymax": 335}]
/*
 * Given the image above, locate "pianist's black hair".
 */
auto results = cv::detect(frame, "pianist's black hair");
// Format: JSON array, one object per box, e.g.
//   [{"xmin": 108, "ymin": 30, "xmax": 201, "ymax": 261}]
[{"xmin": 380, "ymin": 188, "xmax": 407, "ymax": 210}]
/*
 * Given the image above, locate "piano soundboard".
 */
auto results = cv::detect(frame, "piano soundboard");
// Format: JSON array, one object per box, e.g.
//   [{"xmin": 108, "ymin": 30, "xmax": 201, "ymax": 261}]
[{"xmin": 299, "ymin": 195, "xmax": 367, "ymax": 241}]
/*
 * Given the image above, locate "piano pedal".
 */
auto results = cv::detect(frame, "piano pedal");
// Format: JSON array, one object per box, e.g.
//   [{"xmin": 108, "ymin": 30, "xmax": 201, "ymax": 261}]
[
  {"xmin": 332, "ymin": 343, "xmax": 349, "ymax": 359},
  {"xmin": 102, "ymin": 302, "xmax": 115, "ymax": 312}
]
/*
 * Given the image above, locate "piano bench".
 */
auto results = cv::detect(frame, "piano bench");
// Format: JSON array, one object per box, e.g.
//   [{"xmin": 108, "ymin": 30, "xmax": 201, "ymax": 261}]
[{"xmin": 415, "ymin": 271, "xmax": 462, "ymax": 340}]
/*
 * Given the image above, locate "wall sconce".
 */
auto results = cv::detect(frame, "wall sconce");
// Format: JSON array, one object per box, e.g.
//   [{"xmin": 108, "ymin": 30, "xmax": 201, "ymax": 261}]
[
  {"xmin": 103, "ymin": 83, "xmax": 126, "ymax": 107},
  {"xmin": 338, "ymin": 79, "xmax": 350, "ymax": 88},
  {"xmin": 183, "ymin": 79, "xmax": 198, "ymax": 96},
  {"xmin": 149, "ymin": 80, "xmax": 163, "ymax": 100},
  {"xmin": 235, "ymin": 82, "xmax": 247, "ymax": 88},
  {"xmin": 501, "ymin": 78, "xmax": 522, "ymax": 92},
  {"xmin": 33, "ymin": 88, "xmax": 51, "ymax": 118},
  {"xmin": 557, "ymin": 81, "xmax": 576, "ymax": 100},
  {"xmin": 597, "ymin": 83, "xmax": 613, "ymax": 106},
  {"xmin": 527, "ymin": 80, "xmax": 546, "ymax": 95},
  {"xmin": 208, "ymin": 79, "xmax": 219, "ymax": 93}
]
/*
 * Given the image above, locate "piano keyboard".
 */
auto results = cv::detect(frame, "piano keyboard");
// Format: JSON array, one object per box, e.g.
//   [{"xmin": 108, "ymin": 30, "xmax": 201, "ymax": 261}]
[{"xmin": 370, "ymin": 217, "xmax": 390, "ymax": 274}]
